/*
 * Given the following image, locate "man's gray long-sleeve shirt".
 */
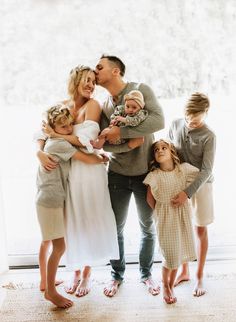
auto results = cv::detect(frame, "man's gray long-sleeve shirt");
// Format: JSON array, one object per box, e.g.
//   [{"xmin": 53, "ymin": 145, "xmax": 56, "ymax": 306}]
[
  {"xmin": 168, "ymin": 118, "xmax": 216, "ymax": 198},
  {"xmin": 100, "ymin": 82, "xmax": 164, "ymax": 176}
]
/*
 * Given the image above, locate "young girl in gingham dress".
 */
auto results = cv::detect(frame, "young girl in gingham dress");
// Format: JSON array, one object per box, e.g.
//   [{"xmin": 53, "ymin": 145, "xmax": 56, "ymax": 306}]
[{"xmin": 143, "ymin": 139, "xmax": 198, "ymax": 304}]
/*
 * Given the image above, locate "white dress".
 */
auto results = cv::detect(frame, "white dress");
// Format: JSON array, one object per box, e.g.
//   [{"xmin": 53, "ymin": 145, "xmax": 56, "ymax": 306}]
[{"xmin": 65, "ymin": 120, "xmax": 119, "ymax": 268}]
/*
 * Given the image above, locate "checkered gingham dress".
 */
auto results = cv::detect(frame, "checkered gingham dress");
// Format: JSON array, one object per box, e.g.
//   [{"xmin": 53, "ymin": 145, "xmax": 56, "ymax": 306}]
[{"xmin": 144, "ymin": 163, "xmax": 198, "ymax": 269}]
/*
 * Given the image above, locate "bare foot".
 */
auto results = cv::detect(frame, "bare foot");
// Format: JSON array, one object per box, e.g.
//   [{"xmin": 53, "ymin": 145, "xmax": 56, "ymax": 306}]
[
  {"xmin": 174, "ymin": 273, "xmax": 190, "ymax": 287},
  {"xmin": 40, "ymin": 279, "xmax": 63, "ymax": 292},
  {"xmin": 45, "ymin": 290, "xmax": 73, "ymax": 309},
  {"xmin": 103, "ymin": 280, "xmax": 121, "ymax": 297},
  {"xmin": 143, "ymin": 278, "xmax": 160, "ymax": 296},
  {"xmin": 75, "ymin": 278, "xmax": 91, "ymax": 297},
  {"xmin": 193, "ymin": 279, "xmax": 206, "ymax": 297},
  {"xmin": 163, "ymin": 285, "xmax": 177, "ymax": 304},
  {"xmin": 64, "ymin": 270, "xmax": 81, "ymax": 294}
]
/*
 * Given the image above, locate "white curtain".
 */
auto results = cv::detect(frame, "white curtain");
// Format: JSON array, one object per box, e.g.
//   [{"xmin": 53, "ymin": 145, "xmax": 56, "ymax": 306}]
[{"xmin": 0, "ymin": 176, "xmax": 8, "ymax": 273}]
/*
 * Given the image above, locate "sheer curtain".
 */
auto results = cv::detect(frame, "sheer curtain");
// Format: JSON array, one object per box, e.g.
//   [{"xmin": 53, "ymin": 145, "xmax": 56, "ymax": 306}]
[{"xmin": 0, "ymin": 177, "xmax": 8, "ymax": 273}]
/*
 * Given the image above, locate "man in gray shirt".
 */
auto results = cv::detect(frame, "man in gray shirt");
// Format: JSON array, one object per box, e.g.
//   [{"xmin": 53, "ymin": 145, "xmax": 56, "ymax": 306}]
[{"xmin": 95, "ymin": 55, "xmax": 164, "ymax": 297}]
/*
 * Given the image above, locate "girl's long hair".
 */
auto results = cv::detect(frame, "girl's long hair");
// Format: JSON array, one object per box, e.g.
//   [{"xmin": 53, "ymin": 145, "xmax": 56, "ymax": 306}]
[{"xmin": 149, "ymin": 139, "xmax": 180, "ymax": 171}]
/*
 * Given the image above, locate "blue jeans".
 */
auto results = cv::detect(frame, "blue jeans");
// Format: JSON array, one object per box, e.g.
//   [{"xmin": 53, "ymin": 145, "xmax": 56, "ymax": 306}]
[{"xmin": 108, "ymin": 170, "xmax": 156, "ymax": 282}]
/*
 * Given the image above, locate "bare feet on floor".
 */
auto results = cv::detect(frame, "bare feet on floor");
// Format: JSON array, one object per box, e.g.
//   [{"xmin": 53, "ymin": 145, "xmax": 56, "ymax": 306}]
[
  {"xmin": 75, "ymin": 278, "xmax": 91, "ymax": 297},
  {"xmin": 174, "ymin": 273, "xmax": 190, "ymax": 287},
  {"xmin": 45, "ymin": 290, "xmax": 73, "ymax": 309},
  {"xmin": 64, "ymin": 270, "xmax": 81, "ymax": 294},
  {"xmin": 143, "ymin": 278, "xmax": 160, "ymax": 296},
  {"xmin": 193, "ymin": 279, "xmax": 206, "ymax": 297},
  {"xmin": 163, "ymin": 285, "xmax": 177, "ymax": 304},
  {"xmin": 75, "ymin": 266, "xmax": 91, "ymax": 297},
  {"xmin": 103, "ymin": 280, "xmax": 121, "ymax": 297},
  {"xmin": 40, "ymin": 279, "xmax": 63, "ymax": 292}
]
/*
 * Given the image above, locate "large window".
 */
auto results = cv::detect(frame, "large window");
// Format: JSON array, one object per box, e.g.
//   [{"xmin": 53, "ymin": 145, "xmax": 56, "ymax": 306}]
[{"xmin": 1, "ymin": 97, "xmax": 235, "ymax": 267}]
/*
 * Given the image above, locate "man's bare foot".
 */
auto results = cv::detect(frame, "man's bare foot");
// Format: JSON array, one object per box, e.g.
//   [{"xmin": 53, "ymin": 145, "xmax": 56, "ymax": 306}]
[
  {"xmin": 193, "ymin": 279, "xmax": 206, "ymax": 297},
  {"xmin": 75, "ymin": 278, "xmax": 91, "ymax": 297},
  {"xmin": 104, "ymin": 280, "xmax": 121, "ymax": 297},
  {"xmin": 174, "ymin": 273, "xmax": 190, "ymax": 287},
  {"xmin": 45, "ymin": 290, "xmax": 73, "ymax": 308},
  {"xmin": 64, "ymin": 270, "xmax": 81, "ymax": 294},
  {"xmin": 143, "ymin": 278, "xmax": 160, "ymax": 296},
  {"xmin": 163, "ymin": 285, "xmax": 177, "ymax": 304},
  {"xmin": 40, "ymin": 279, "xmax": 63, "ymax": 292}
]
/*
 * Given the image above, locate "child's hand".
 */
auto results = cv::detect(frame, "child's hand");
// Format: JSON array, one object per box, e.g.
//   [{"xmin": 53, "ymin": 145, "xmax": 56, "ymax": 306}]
[
  {"xmin": 99, "ymin": 153, "xmax": 109, "ymax": 163},
  {"xmin": 114, "ymin": 116, "xmax": 126, "ymax": 123},
  {"xmin": 98, "ymin": 127, "xmax": 111, "ymax": 139},
  {"xmin": 171, "ymin": 191, "xmax": 188, "ymax": 207},
  {"xmin": 42, "ymin": 121, "xmax": 56, "ymax": 138}
]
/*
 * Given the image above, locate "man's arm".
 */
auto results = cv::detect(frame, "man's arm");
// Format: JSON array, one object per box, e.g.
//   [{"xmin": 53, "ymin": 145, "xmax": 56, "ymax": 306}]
[{"xmin": 184, "ymin": 135, "xmax": 216, "ymax": 198}]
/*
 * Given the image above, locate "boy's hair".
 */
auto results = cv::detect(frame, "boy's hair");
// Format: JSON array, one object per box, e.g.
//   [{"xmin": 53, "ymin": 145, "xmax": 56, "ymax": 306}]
[
  {"xmin": 46, "ymin": 104, "xmax": 73, "ymax": 129},
  {"xmin": 185, "ymin": 92, "xmax": 210, "ymax": 116},
  {"xmin": 149, "ymin": 139, "xmax": 180, "ymax": 171},
  {"xmin": 68, "ymin": 65, "xmax": 94, "ymax": 101},
  {"xmin": 100, "ymin": 54, "xmax": 126, "ymax": 77}
]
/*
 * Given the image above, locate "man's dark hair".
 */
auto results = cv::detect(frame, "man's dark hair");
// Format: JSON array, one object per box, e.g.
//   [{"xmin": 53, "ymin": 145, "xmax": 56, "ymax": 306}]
[{"xmin": 100, "ymin": 54, "xmax": 126, "ymax": 77}]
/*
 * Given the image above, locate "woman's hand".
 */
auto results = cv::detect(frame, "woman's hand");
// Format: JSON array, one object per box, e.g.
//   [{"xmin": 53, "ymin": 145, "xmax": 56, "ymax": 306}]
[
  {"xmin": 37, "ymin": 150, "xmax": 58, "ymax": 171},
  {"xmin": 42, "ymin": 121, "xmax": 56, "ymax": 138}
]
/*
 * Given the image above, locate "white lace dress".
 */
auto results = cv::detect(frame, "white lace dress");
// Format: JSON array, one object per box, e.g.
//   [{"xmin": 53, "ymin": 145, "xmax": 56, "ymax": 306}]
[{"xmin": 65, "ymin": 120, "xmax": 119, "ymax": 268}]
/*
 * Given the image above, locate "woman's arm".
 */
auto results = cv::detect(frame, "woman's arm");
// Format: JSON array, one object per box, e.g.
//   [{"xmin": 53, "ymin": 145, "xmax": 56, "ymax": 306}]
[
  {"xmin": 72, "ymin": 150, "xmax": 108, "ymax": 164},
  {"xmin": 42, "ymin": 99, "xmax": 102, "ymax": 146},
  {"xmin": 36, "ymin": 139, "xmax": 58, "ymax": 170},
  {"xmin": 146, "ymin": 186, "xmax": 156, "ymax": 210}
]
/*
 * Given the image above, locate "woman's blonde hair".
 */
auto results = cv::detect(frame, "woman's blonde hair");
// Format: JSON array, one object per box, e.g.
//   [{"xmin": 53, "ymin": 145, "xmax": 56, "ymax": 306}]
[
  {"xmin": 149, "ymin": 139, "xmax": 180, "ymax": 171},
  {"xmin": 185, "ymin": 92, "xmax": 210, "ymax": 116},
  {"xmin": 46, "ymin": 103, "xmax": 73, "ymax": 129},
  {"xmin": 68, "ymin": 65, "xmax": 94, "ymax": 101}
]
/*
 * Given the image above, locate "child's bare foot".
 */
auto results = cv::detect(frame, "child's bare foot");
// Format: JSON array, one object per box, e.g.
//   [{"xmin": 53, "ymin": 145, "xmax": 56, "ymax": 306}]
[
  {"xmin": 103, "ymin": 280, "xmax": 121, "ymax": 297},
  {"xmin": 40, "ymin": 279, "xmax": 63, "ymax": 292},
  {"xmin": 75, "ymin": 278, "xmax": 91, "ymax": 297},
  {"xmin": 45, "ymin": 290, "xmax": 73, "ymax": 308},
  {"xmin": 75, "ymin": 266, "xmax": 91, "ymax": 297},
  {"xmin": 143, "ymin": 278, "xmax": 160, "ymax": 296},
  {"xmin": 163, "ymin": 285, "xmax": 177, "ymax": 304},
  {"xmin": 193, "ymin": 279, "xmax": 206, "ymax": 297},
  {"xmin": 64, "ymin": 270, "xmax": 81, "ymax": 294},
  {"xmin": 174, "ymin": 272, "xmax": 190, "ymax": 287}
]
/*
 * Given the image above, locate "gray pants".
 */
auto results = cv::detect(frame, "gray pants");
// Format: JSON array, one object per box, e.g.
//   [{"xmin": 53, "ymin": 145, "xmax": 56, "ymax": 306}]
[{"xmin": 108, "ymin": 170, "xmax": 156, "ymax": 282}]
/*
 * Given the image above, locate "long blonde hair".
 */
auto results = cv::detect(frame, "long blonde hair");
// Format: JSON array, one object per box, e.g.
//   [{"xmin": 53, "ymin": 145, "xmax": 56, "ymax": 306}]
[
  {"xmin": 149, "ymin": 139, "xmax": 180, "ymax": 171},
  {"xmin": 68, "ymin": 65, "xmax": 94, "ymax": 101}
]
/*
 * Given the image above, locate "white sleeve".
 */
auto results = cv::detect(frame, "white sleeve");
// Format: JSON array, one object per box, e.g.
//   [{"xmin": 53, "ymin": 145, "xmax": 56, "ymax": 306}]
[{"xmin": 74, "ymin": 120, "xmax": 100, "ymax": 153}]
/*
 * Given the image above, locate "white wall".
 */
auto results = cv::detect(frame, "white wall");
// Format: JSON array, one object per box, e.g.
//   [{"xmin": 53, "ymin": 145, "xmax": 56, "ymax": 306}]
[{"xmin": 1, "ymin": 0, "xmax": 236, "ymax": 263}]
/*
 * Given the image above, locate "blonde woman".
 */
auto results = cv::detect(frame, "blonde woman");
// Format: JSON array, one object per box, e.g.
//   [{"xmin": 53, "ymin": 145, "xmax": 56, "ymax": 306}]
[{"xmin": 36, "ymin": 65, "xmax": 119, "ymax": 299}]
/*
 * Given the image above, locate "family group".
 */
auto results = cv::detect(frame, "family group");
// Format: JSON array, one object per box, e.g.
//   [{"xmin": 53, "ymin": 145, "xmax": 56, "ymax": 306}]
[{"xmin": 35, "ymin": 55, "xmax": 216, "ymax": 307}]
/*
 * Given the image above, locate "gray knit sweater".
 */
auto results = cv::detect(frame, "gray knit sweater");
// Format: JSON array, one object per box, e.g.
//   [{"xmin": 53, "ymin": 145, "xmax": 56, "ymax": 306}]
[
  {"xmin": 100, "ymin": 82, "xmax": 164, "ymax": 176},
  {"xmin": 168, "ymin": 118, "xmax": 216, "ymax": 198}
]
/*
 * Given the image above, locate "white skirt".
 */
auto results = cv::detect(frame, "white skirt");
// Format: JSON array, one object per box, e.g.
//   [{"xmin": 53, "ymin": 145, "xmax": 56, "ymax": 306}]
[{"xmin": 65, "ymin": 159, "xmax": 119, "ymax": 269}]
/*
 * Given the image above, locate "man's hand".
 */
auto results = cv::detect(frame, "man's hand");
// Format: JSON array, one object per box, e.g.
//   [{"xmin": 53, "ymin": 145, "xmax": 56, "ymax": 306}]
[
  {"xmin": 171, "ymin": 191, "xmax": 188, "ymax": 207},
  {"xmin": 99, "ymin": 126, "xmax": 121, "ymax": 143}
]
